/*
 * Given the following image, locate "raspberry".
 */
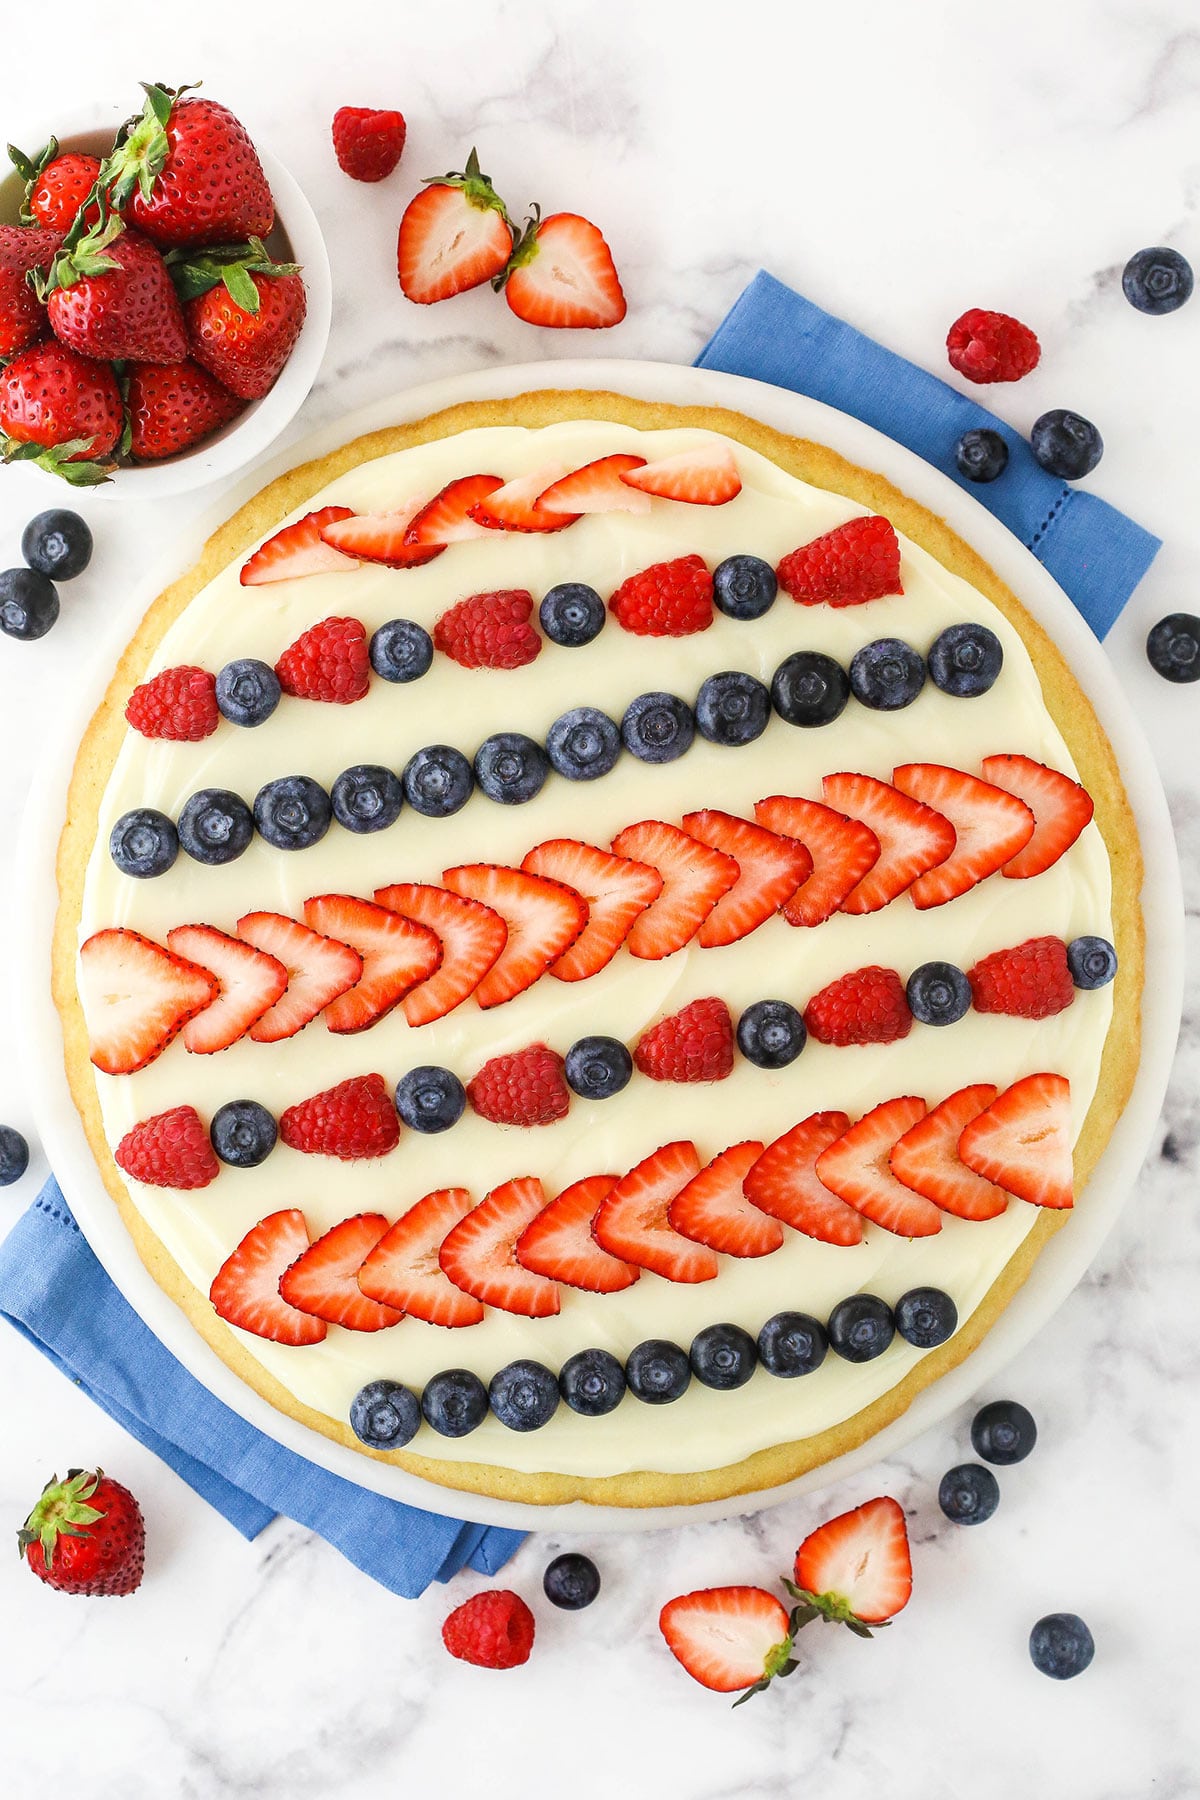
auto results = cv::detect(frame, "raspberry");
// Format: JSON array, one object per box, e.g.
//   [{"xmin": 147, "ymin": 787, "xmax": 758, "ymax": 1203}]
[
  {"xmin": 331, "ymin": 107, "xmax": 408, "ymax": 182},
  {"xmin": 124, "ymin": 666, "xmax": 219, "ymax": 741},
  {"xmin": 432, "ymin": 589, "xmax": 541, "ymax": 670},
  {"xmin": 278, "ymin": 1074, "xmax": 400, "ymax": 1159},
  {"xmin": 946, "ymin": 309, "xmax": 1040, "ymax": 384},
  {"xmin": 275, "ymin": 616, "xmax": 370, "ymax": 703},
  {"xmin": 608, "ymin": 554, "xmax": 713, "ymax": 637},
  {"xmin": 466, "ymin": 1045, "xmax": 570, "ymax": 1127},
  {"xmin": 803, "ymin": 967, "xmax": 912, "ymax": 1046},
  {"xmin": 115, "ymin": 1105, "xmax": 220, "ymax": 1190},
  {"xmin": 442, "ymin": 1589, "xmax": 535, "ymax": 1669},
  {"xmin": 633, "ymin": 997, "xmax": 734, "ymax": 1083},
  {"xmin": 776, "ymin": 516, "xmax": 902, "ymax": 608},
  {"xmin": 968, "ymin": 936, "xmax": 1075, "ymax": 1019}
]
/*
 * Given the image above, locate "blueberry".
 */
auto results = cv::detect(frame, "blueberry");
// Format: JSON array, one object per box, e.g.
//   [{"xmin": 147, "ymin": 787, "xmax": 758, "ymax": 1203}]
[
  {"xmin": 954, "ymin": 428, "xmax": 1009, "ymax": 483},
  {"xmin": 421, "ymin": 1368, "xmax": 489, "ymax": 1437},
  {"xmin": 402, "ymin": 744, "xmax": 473, "ymax": 817},
  {"xmin": 690, "ymin": 1323, "xmax": 757, "ymax": 1391},
  {"xmin": 713, "ymin": 554, "xmax": 777, "ymax": 620},
  {"xmin": 906, "ymin": 961, "xmax": 972, "ymax": 1026},
  {"xmin": 849, "ymin": 638, "xmax": 926, "ymax": 710},
  {"xmin": 827, "ymin": 1294, "xmax": 895, "ymax": 1363},
  {"xmin": 489, "ymin": 1359, "xmax": 560, "ymax": 1431},
  {"xmin": 757, "ymin": 1311, "xmax": 828, "ymax": 1378},
  {"xmin": 370, "ymin": 618, "xmax": 433, "ymax": 683},
  {"xmin": 1066, "ymin": 935, "xmax": 1117, "ymax": 990},
  {"xmin": 331, "ymin": 764, "xmax": 403, "ymax": 834},
  {"xmin": 215, "ymin": 658, "xmax": 281, "ymax": 727},
  {"xmin": 1146, "ymin": 613, "xmax": 1200, "ymax": 684},
  {"xmin": 771, "ymin": 651, "xmax": 849, "ymax": 727},
  {"xmin": 0, "ymin": 1124, "xmax": 30, "ymax": 1187},
  {"xmin": 559, "ymin": 1347, "xmax": 627, "ymax": 1416},
  {"xmin": 21, "ymin": 509, "xmax": 92, "ymax": 579},
  {"xmin": 209, "ymin": 1100, "xmax": 278, "ymax": 1169},
  {"xmin": 544, "ymin": 1552, "xmax": 601, "ymax": 1610},
  {"xmin": 0, "ymin": 568, "xmax": 59, "ymax": 640},
  {"xmin": 621, "ymin": 691, "xmax": 695, "ymax": 764},
  {"xmin": 928, "ymin": 622, "xmax": 1003, "ymax": 697},
  {"xmin": 1030, "ymin": 410, "xmax": 1103, "ymax": 481},
  {"xmin": 971, "ymin": 1398, "xmax": 1038, "ymax": 1465},
  {"xmin": 394, "ymin": 1065, "xmax": 466, "ymax": 1134},
  {"xmin": 1122, "ymin": 246, "xmax": 1193, "ymax": 316},
  {"xmin": 253, "ymin": 775, "xmax": 331, "ymax": 851},
  {"xmin": 564, "ymin": 1036, "xmax": 633, "ymax": 1101},
  {"xmin": 1029, "ymin": 1613, "xmax": 1095, "ymax": 1680},
  {"xmin": 938, "ymin": 1462, "xmax": 1000, "ymax": 1525},
  {"xmin": 736, "ymin": 999, "xmax": 806, "ymax": 1069},
  {"xmin": 109, "ymin": 807, "xmax": 179, "ymax": 879},
  {"xmin": 540, "ymin": 582, "xmax": 605, "ymax": 647},
  {"xmin": 894, "ymin": 1286, "xmax": 958, "ymax": 1348},
  {"xmin": 474, "ymin": 732, "xmax": 549, "ymax": 805},
  {"xmin": 349, "ymin": 1379, "xmax": 421, "ymax": 1449},
  {"xmin": 625, "ymin": 1339, "xmax": 690, "ymax": 1404},
  {"xmin": 546, "ymin": 706, "xmax": 621, "ymax": 781},
  {"xmin": 178, "ymin": 788, "xmax": 255, "ymax": 865},
  {"xmin": 696, "ymin": 670, "xmax": 771, "ymax": 746}
]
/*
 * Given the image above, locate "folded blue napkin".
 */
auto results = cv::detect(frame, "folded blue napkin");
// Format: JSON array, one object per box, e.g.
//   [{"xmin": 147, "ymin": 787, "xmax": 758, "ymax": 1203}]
[{"xmin": 697, "ymin": 271, "xmax": 1161, "ymax": 636}]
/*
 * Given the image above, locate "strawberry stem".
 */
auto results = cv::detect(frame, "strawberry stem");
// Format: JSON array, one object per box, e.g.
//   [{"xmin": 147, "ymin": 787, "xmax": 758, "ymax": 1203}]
[
  {"xmin": 0, "ymin": 434, "xmax": 115, "ymax": 487},
  {"xmin": 6, "ymin": 137, "xmax": 58, "ymax": 224},
  {"xmin": 422, "ymin": 146, "xmax": 514, "ymax": 224},
  {"xmin": 492, "ymin": 206, "xmax": 541, "ymax": 290},
  {"xmin": 17, "ymin": 1469, "xmax": 107, "ymax": 1568},
  {"xmin": 164, "ymin": 236, "xmax": 300, "ymax": 311}
]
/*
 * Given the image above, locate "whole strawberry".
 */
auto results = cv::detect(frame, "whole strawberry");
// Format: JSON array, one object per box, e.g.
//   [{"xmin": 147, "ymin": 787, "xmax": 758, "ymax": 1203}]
[
  {"xmin": 0, "ymin": 340, "xmax": 123, "ymax": 485},
  {"xmin": 186, "ymin": 264, "xmax": 306, "ymax": 400},
  {"xmin": 19, "ymin": 1469, "xmax": 145, "ymax": 1597},
  {"xmin": 126, "ymin": 359, "xmax": 242, "ymax": 460},
  {"xmin": 44, "ymin": 222, "xmax": 188, "ymax": 364},
  {"xmin": 332, "ymin": 106, "xmax": 407, "ymax": 181},
  {"xmin": 106, "ymin": 83, "xmax": 274, "ymax": 248},
  {"xmin": 7, "ymin": 140, "xmax": 105, "ymax": 231},
  {"xmin": 0, "ymin": 224, "xmax": 62, "ymax": 357}
]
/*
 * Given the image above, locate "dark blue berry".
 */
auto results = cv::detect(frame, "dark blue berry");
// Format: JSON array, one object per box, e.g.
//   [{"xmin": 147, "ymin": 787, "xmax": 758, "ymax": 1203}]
[
  {"xmin": 109, "ymin": 808, "xmax": 179, "ymax": 879},
  {"xmin": 621, "ymin": 691, "xmax": 695, "ymax": 763},
  {"xmin": 1066, "ymin": 935, "xmax": 1117, "ymax": 990},
  {"xmin": 559, "ymin": 1348, "xmax": 626, "ymax": 1416},
  {"xmin": 209, "ymin": 1100, "xmax": 277, "ymax": 1169},
  {"xmin": 394, "ymin": 1066, "xmax": 466, "ymax": 1134},
  {"xmin": 625, "ymin": 1339, "xmax": 690, "ymax": 1404},
  {"xmin": 489, "ymin": 1359, "xmax": 560, "ymax": 1431},
  {"xmin": 894, "ymin": 1286, "xmax": 958, "ymax": 1348},
  {"xmin": 928, "ymin": 623, "xmax": 1003, "ymax": 697},
  {"xmin": 971, "ymin": 1398, "xmax": 1038, "ymax": 1465},
  {"xmin": 1029, "ymin": 1613, "xmax": 1095, "ymax": 1680},
  {"xmin": 771, "ymin": 651, "xmax": 849, "ymax": 726},
  {"xmin": 954, "ymin": 428, "xmax": 1009, "ymax": 483},
  {"xmin": 713, "ymin": 554, "xmax": 777, "ymax": 620},
  {"xmin": 421, "ymin": 1368, "xmax": 489, "ymax": 1437},
  {"xmin": 736, "ymin": 999, "xmax": 806, "ymax": 1069},
  {"xmin": 403, "ymin": 744, "xmax": 473, "ymax": 817},
  {"xmin": 21, "ymin": 509, "xmax": 92, "ymax": 579},
  {"xmin": 370, "ymin": 618, "xmax": 433, "ymax": 683},
  {"xmin": 215, "ymin": 658, "xmax": 282, "ymax": 727},
  {"xmin": 690, "ymin": 1323, "xmax": 757, "ymax": 1391},
  {"xmin": 1122, "ymin": 246, "xmax": 1193, "ymax": 316},
  {"xmin": 350, "ymin": 1379, "xmax": 421, "ymax": 1449},
  {"xmin": 331, "ymin": 763, "xmax": 403, "ymax": 834},
  {"xmin": 1031, "ymin": 410, "xmax": 1103, "ymax": 481},
  {"xmin": 544, "ymin": 1552, "xmax": 601, "ymax": 1610},
  {"xmin": 540, "ymin": 582, "xmax": 605, "ymax": 647},
  {"xmin": 253, "ymin": 776, "xmax": 331, "ymax": 850},
  {"xmin": 757, "ymin": 1311, "xmax": 828, "ymax": 1378},
  {"xmin": 178, "ymin": 788, "xmax": 255, "ymax": 865},
  {"xmin": 849, "ymin": 638, "xmax": 926, "ymax": 710},
  {"xmin": 938, "ymin": 1463, "xmax": 1000, "ymax": 1525},
  {"xmin": 906, "ymin": 961, "xmax": 972, "ymax": 1026},
  {"xmin": 474, "ymin": 732, "xmax": 549, "ymax": 805},
  {"xmin": 546, "ymin": 707, "xmax": 621, "ymax": 781},
  {"xmin": 0, "ymin": 1124, "xmax": 30, "ymax": 1187},
  {"xmin": 0, "ymin": 567, "xmax": 59, "ymax": 640},
  {"xmin": 1146, "ymin": 613, "xmax": 1200, "ymax": 683},
  {"xmin": 696, "ymin": 670, "xmax": 771, "ymax": 746},
  {"xmin": 827, "ymin": 1294, "xmax": 895, "ymax": 1363},
  {"xmin": 564, "ymin": 1036, "xmax": 633, "ymax": 1100}
]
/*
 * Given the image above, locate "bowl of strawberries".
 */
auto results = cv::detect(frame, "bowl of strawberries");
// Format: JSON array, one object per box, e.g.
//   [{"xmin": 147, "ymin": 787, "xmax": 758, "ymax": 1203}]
[{"xmin": 0, "ymin": 82, "xmax": 331, "ymax": 495}]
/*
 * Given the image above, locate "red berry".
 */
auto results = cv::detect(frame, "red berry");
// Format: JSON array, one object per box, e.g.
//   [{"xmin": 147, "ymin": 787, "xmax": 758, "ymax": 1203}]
[
  {"xmin": 275, "ymin": 616, "xmax": 370, "ymax": 703},
  {"xmin": 608, "ymin": 554, "xmax": 713, "ymax": 636},
  {"xmin": 946, "ymin": 309, "xmax": 1040, "ymax": 384},
  {"xmin": 634, "ymin": 997, "xmax": 734, "ymax": 1083},
  {"xmin": 19, "ymin": 1470, "xmax": 145, "ymax": 1597},
  {"xmin": 433, "ymin": 589, "xmax": 542, "ymax": 670},
  {"xmin": 967, "ymin": 936, "xmax": 1075, "ymax": 1019},
  {"xmin": 278, "ymin": 1073, "xmax": 400, "ymax": 1160},
  {"xmin": 125, "ymin": 665, "xmax": 219, "ymax": 741},
  {"xmin": 804, "ymin": 966, "xmax": 912, "ymax": 1046},
  {"xmin": 442, "ymin": 1589, "xmax": 535, "ymax": 1669},
  {"xmin": 115, "ymin": 1104, "xmax": 220, "ymax": 1190},
  {"xmin": 29, "ymin": 153, "xmax": 104, "ymax": 231},
  {"xmin": 332, "ymin": 107, "xmax": 407, "ymax": 182},
  {"xmin": 467, "ymin": 1045, "xmax": 570, "ymax": 1127},
  {"xmin": 0, "ymin": 224, "xmax": 62, "ymax": 357},
  {"xmin": 776, "ymin": 516, "xmax": 902, "ymax": 607},
  {"xmin": 126, "ymin": 359, "xmax": 242, "ymax": 461}
]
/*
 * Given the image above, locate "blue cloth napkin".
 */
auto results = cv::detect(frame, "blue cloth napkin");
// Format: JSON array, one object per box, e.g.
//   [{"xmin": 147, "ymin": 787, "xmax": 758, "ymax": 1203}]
[
  {"xmin": 697, "ymin": 271, "xmax": 1161, "ymax": 636},
  {"xmin": 0, "ymin": 1180, "xmax": 523, "ymax": 1597}
]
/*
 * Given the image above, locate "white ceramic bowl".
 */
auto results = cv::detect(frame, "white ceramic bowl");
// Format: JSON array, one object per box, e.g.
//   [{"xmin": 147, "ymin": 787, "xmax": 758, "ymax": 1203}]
[{"xmin": 0, "ymin": 104, "xmax": 331, "ymax": 498}]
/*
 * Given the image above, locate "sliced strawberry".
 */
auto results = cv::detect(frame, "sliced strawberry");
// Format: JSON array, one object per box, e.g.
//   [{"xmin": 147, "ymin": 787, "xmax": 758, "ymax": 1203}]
[
  {"xmin": 239, "ymin": 506, "xmax": 360, "ymax": 585},
  {"xmin": 889, "ymin": 1083, "xmax": 1010, "ymax": 1221},
  {"xmin": 609, "ymin": 820, "xmax": 740, "ymax": 959},
  {"xmin": 521, "ymin": 839, "xmax": 662, "ymax": 981},
  {"xmin": 815, "ymin": 1097, "xmax": 940, "ymax": 1237},
  {"xmin": 957, "ymin": 1073, "xmax": 1074, "ymax": 1209},
  {"xmin": 209, "ymin": 1210, "xmax": 327, "ymax": 1347},
  {"xmin": 441, "ymin": 864, "xmax": 587, "ymax": 1007},
  {"xmin": 681, "ymin": 810, "xmax": 812, "ymax": 948},
  {"xmin": 821, "ymin": 772, "xmax": 956, "ymax": 914},
  {"xmin": 754, "ymin": 795, "xmax": 881, "ymax": 927},
  {"xmin": 515, "ymin": 1174, "xmax": 638, "ymax": 1293},
  {"xmin": 439, "ymin": 1176, "xmax": 561, "ymax": 1317},
  {"xmin": 980, "ymin": 754, "xmax": 1096, "ymax": 879},
  {"xmin": 537, "ymin": 453, "xmax": 650, "ymax": 515},
  {"xmin": 237, "ymin": 911, "xmax": 363, "ymax": 1043},
  {"xmin": 373, "ymin": 882, "xmax": 507, "ymax": 1025},
  {"xmin": 302, "ymin": 895, "xmax": 442, "ymax": 1033},
  {"xmin": 892, "ymin": 763, "xmax": 1035, "ymax": 908},
  {"xmin": 403, "ymin": 473, "xmax": 503, "ymax": 545},
  {"xmin": 356, "ymin": 1188, "xmax": 485, "ymax": 1327},
  {"xmin": 620, "ymin": 443, "xmax": 741, "ymax": 506},
  {"xmin": 79, "ymin": 928, "xmax": 218, "ymax": 1075},
  {"xmin": 396, "ymin": 152, "xmax": 513, "ymax": 303},
  {"xmin": 592, "ymin": 1141, "xmax": 717, "ymax": 1282},
  {"xmin": 667, "ymin": 1141, "xmax": 781, "ymax": 1258},
  {"xmin": 166, "ymin": 925, "xmax": 288, "ymax": 1054},
  {"xmin": 319, "ymin": 504, "xmax": 445, "ymax": 569},
  {"xmin": 742, "ymin": 1114, "xmax": 864, "ymax": 1246},
  {"xmin": 467, "ymin": 466, "xmax": 579, "ymax": 533},
  {"xmin": 279, "ymin": 1213, "xmax": 402, "ymax": 1330},
  {"xmin": 660, "ymin": 1586, "xmax": 794, "ymax": 1696},
  {"xmin": 502, "ymin": 211, "xmax": 626, "ymax": 330},
  {"xmin": 794, "ymin": 1495, "xmax": 913, "ymax": 1626}
]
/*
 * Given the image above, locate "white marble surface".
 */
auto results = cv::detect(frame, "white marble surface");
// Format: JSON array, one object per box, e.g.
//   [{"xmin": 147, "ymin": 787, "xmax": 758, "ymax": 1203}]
[{"xmin": 1, "ymin": 0, "xmax": 1198, "ymax": 1794}]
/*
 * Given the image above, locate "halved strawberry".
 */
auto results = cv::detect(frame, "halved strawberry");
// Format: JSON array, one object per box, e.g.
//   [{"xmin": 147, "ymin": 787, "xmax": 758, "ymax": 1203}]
[
  {"xmin": 279, "ymin": 1213, "xmax": 403, "ymax": 1331},
  {"xmin": 815, "ymin": 1098, "xmax": 942, "ymax": 1237},
  {"xmin": 515, "ymin": 1174, "xmax": 638, "ymax": 1292},
  {"xmin": 754, "ymin": 796, "xmax": 881, "ymax": 927},
  {"xmin": 374, "ymin": 882, "xmax": 507, "ymax": 1026},
  {"xmin": 957, "ymin": 1072, "xmax": 1073, "ymax": 1209},
  {"xmin": 441, "ymin": 864, "xmax": 587, "ymax": 1008},
  {"xmin": 237, "ymin": 911, "xmax": 363, "ymax": 1043},
  {"xmin": 467, "ymin": 466, "xmax": 579, "ymax": 533},
  {"xmin": 620, "ymin": 443, "xmax": 741, "ymax": 506},
  {"xmin": 439, "ymin": 1176, "xmax": 561, "ymax": 1317},
  {"xmin": 403, "ymin": 473, "xmax": 503, "ymax": 545},
  {"xmin": 981, "ymin": 754, "xmax": 1095, "ymax": 879},
  {"xmin": 356, "ymin": 1188, "xmax": 485, "ymax": 1327},
  {"xmin": 166, "ymin": 925, "xmax": 288, "ymax": 1054},
  {"xmin": 592, "ymin": 1141, "xmax": 717, "ymax": 1282},
  {"xmin": 821, "ymin": 773, "xmax": 956, "ymax": 914},
  {"xmin": 521, "ymin": 839, "xmax": 662, "ymax": 981},
  {"xmin": 209, "ymin": 1210, "xmax": 327, "ymax": 1346},
  {"xmin": 742, "ymin": 1114, "xmax": 864, "ymax": 1246},
  {"xmin": 681, "ymin": 810, "xmax": 812, "ymax": 948},
  {"xmin": 302, "ymin": 895, "xmax": 442, "ymax": 1033},
  {"xmin": 793, "ymin": 1495, "xmax": 913, "ymax": 1627},
  {"xmin": 889, "ymin": 1083, "xmax": 1010, "ymax": 1221},
  {"xmin": 502, "ymin": 211, "xmax": 626, "ymax": 330},
  {"xmin": 319, "ymin": 505, "xmax": 445, "ymax": 569},
  {"xmin": 610, "ymin": 820, "xmax": 740, "ymax": 959},
  {"xmin": 397, "ymin": 150, "xmax": 513, "ymax": 303},
  {"xmin": 537, "ymin": 453, "xmax": 650, "ymax": 515},
  {"xmin": 892, "ymin": 763, "xmax": 1035, "ymax": 908},
  {"xmin": 667, "ymin": 1141, "xmax": 781, "ymax": 1257},
  {"xmin": 660, "ymin": 1587, "xmax": 795, "ymax": 1698},
  {"xmin": 239, "ymin": 506, "xmax": 360, "ymax": 586},
  {"xmin": 79, "ymin": 928, "xmax": 218, "ymax": 1075}
]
